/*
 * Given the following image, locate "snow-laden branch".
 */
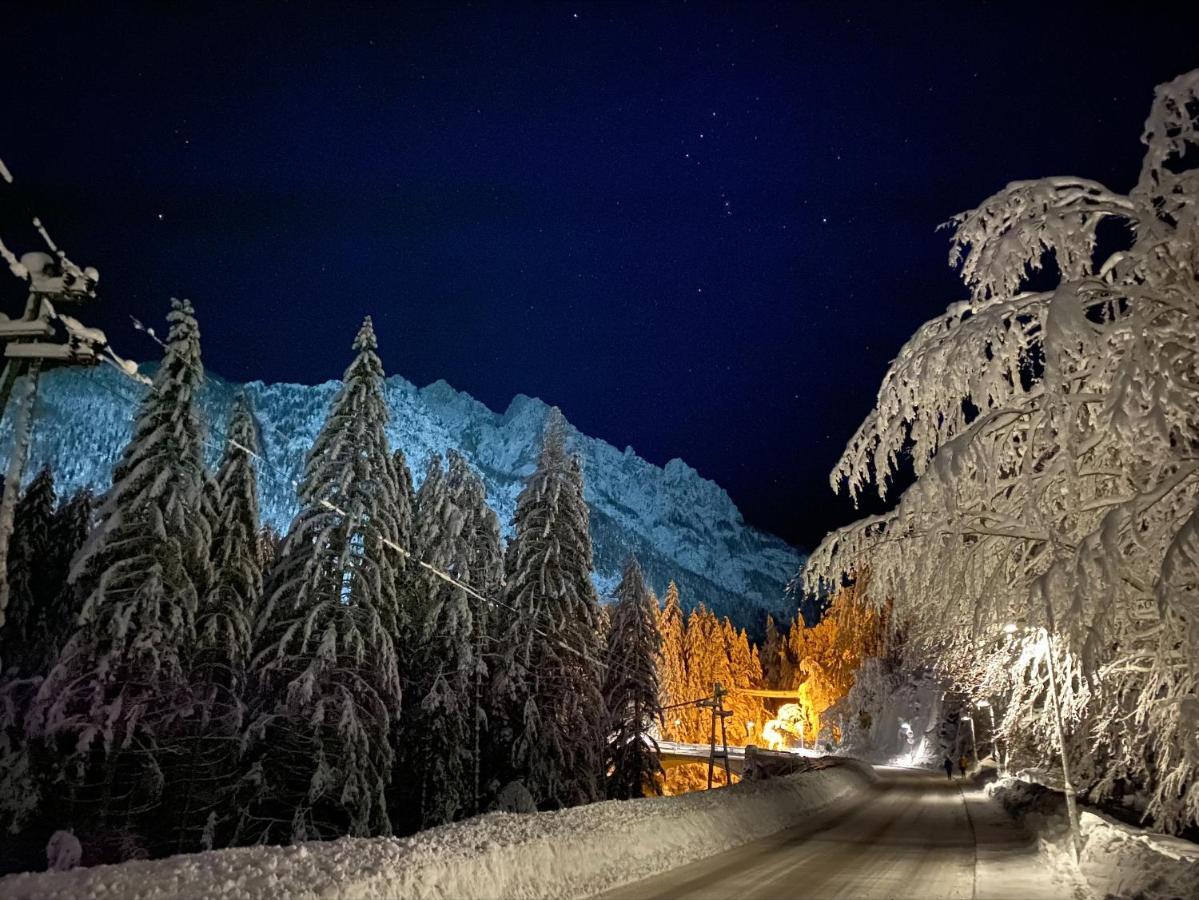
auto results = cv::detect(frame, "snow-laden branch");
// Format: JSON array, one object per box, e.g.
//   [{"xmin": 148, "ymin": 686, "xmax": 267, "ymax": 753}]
[{"xmin": 807, "ymin": 68, "xmax": 1199, "ymax": 833}]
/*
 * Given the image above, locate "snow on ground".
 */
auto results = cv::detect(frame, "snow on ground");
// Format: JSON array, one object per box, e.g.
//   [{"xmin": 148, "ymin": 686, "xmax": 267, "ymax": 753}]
[
  {"xmin": 0, "ymin": 761, "xmax": 877, "ymax": 900},
  {"xmin": 987, "ymin": 776, "xmax": 1199, "ymax": 900}
]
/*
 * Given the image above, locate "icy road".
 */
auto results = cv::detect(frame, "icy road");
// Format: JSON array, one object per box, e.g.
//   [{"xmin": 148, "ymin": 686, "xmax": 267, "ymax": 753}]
[{"xmin": 596, "ymin": 767, "xmax": 1073, "ymax": 900}]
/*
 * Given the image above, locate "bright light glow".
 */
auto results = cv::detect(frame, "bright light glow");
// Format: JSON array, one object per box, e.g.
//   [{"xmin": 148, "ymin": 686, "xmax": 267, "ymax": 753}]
[
  {"xmin": 1002, "ymin": 622, "xmax": 1018, "ymax": 634},
  {"xmin": 761, "ymin": 703, "xmax": 806, "ymax": 750}
]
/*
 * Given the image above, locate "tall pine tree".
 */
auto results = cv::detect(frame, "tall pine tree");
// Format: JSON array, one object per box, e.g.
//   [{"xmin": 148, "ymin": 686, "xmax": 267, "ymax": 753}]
[
  {"xmin": 496, "ymin": 408, "xmax": 604, "ymax": 808},
  {"xmin": 392, "ymin": 447, "xmax": 416, "ymax": 546},
  {"xmin": 0, "ymin": 467, "xmax": 57, "ymax": 676},
  {"xmin": 166, "ymin": 393, "xmax": 264, "ymax": 853},
  {"xmin": 602, "ymin": 556, "xmax": 662, "ymax": 799},
  {"xmin": 44, "ymin": 489, "xmax": 94, "ymax": 667},
  {"xmin": 29, "ymin": 299, "xmax": 214, "ymax": 859},
  {"xmin": 200, "ymin": 392, "xmax": 261, "ymax": 694},
  {"xmin": 404, "ymin": 453, "xmax": 475, "ymax": 829},
  {"xmin": 656, "ymin": 581, "xmax": 688, "ymax": 741},
  {"xmin": 446, "ymin": 450, "xmax": 503, "ymax": 817},
  {"xmin": 240, "ymin": 317, "xmax": 406, "ymax": 844}
]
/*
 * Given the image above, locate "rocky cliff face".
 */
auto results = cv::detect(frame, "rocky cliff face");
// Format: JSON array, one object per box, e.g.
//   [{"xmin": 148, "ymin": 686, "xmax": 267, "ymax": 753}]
[{"xmin": 5, "ymin": 367, "xmax": 804, "ymax": 632}]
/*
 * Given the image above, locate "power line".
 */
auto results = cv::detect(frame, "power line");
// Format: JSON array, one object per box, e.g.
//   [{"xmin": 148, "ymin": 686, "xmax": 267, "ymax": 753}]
[{"xmin": 97, "ymin": 330, "xmax": 616, "ymax": 676}]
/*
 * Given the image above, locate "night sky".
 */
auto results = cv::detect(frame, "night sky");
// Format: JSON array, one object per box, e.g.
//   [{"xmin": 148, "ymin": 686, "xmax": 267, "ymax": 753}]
[{"xmin": 1, "ymin": 3, "xmax": 1196, "ymax": 549}]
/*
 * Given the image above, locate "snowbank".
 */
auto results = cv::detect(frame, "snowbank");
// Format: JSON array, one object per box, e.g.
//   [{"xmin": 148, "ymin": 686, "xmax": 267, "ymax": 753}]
[
  {"xmin": 987, "ymin": 777, "xmax": 1199, "ymax": 900},
  {"xmin": 0, "ymin": 760, "xmax": 878, "ymax": 900}
]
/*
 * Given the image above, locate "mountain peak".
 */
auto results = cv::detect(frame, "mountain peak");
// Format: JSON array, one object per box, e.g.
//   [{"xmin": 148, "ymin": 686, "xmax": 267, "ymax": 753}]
[{"xmin": 4, "ymin": 366, "xmax": 804, "ymax": 634}]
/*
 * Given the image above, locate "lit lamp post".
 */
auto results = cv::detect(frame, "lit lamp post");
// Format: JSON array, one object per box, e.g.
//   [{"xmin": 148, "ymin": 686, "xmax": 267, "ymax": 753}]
[
  {"xmin": 1004, "ymin": 619, "xmax": 1082, "ymax": 860},
  {"xmin": 959, "ymin": 714, "xmax": 978, "ymax": 765},
  {"xmin": 976, "ymin": 699, "xmax": 1000, "ymax": 771}
]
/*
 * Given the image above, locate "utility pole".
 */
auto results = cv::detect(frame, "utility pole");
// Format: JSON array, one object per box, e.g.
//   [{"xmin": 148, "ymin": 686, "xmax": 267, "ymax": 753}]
[
  {"xmin": 0, "ymin": 246, "xmax": 106, "ymax": 632},
  {"xmin": 702, "ymin": 682, "xmax": 731, "ymax": 789}
]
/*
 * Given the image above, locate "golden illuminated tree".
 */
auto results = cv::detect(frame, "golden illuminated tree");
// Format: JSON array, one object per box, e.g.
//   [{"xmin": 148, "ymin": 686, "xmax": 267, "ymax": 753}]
[
  {"xmin": 651, "ymin": 595, "xmax": 771, "ymax": 791},
  {"xmin": 655, "ymin": 582, "xmax": 689, "ymax": 742},
  {"xmin": 766, "ymin": 579, "xmax": 884, "ymax": 745}
]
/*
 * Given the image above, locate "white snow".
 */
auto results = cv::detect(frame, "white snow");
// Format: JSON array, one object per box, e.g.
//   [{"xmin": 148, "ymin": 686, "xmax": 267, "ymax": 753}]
[
  {"xmin": 987, "ymin": 777, "xmax": 1199, "ymax": 900},
  {"xmin": 0, "ymin": 238, "xmax": 27, "ymax": 280},
  {"xmin": 0, "ymin": 762, "xmax": 877, "ymax": 900},
  {"xmin": 43, "ymin": 833, "xmax": 80, "ymax": 874}
]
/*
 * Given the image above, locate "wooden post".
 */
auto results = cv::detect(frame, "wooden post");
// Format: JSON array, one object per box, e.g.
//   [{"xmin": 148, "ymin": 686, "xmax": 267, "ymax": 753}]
[
  {"xmin": 717, "ymin": 686, "xmax": 731, "ymax": 786},
  {"xmin": 705, "ymin": 682, "xmax": 732, "ymax": 789}
]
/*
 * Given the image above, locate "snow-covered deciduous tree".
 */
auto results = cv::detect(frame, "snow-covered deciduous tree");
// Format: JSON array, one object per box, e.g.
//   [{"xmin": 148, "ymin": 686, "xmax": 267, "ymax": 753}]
[
  {"xmin": 601, "ymin": 556, "xmax": 662, "ymax": 800},
  {"xmin": 806, "ymin": 70, "xmax": 1199, "ymax": 832},
  {"xmin": 24, "ymin": 299, "xmax": 213, "ymax": 856},
  {"xmin": 239, "ymin": 317, "xmax": 405, "ymax": 844},
  {"xmin": 495, "ymin": 408, "xmax": 605, "ymax": 808}
]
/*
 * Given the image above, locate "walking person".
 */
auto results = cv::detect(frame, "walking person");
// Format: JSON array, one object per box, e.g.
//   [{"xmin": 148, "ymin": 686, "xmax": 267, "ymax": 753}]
[
  {"xmin": 958, "ymin": 754, "xmax": 968, "ymax": 777},
  {"xmin": 943, "ymin": 756, "xmax": 954, "ymax": 780}
]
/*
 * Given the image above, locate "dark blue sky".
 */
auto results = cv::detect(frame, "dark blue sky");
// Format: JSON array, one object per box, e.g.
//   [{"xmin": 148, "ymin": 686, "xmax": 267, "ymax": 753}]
[{"xmin": 1, "ymin": 2, "xmax": 1195, "ymax": 547}]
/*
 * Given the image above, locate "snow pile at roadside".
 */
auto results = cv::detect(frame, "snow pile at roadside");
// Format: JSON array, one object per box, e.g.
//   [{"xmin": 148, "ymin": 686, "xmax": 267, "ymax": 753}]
[
  {"xmin": 0, "ymin": 761, "xmax": 877, "ymax": 900},
  {"xmin": 987, "ymin": 777, "xmax": 1199, "ymax": 900}
]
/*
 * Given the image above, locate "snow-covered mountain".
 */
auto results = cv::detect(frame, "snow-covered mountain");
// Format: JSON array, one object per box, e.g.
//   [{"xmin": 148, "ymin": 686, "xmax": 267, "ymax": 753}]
[{"xmin": 3, "ymin": 366, "xmax": 803, "ymax": 632}]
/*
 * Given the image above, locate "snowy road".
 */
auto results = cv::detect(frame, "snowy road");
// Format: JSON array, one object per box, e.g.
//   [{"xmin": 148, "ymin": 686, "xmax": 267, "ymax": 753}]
[{"xmin": 595, "ymin": 767, "xmax": 1074, "ymax": 900}]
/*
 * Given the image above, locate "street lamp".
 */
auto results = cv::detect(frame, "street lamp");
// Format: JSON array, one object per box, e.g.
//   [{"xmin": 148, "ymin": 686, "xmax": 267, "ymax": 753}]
[
  {"xmin": 1004, "ymin": 620, "xmax": 1082, "ymax": 860},
  {"xmin": 976, "ymin": 699, "xmax": 1001, "ymax": 771},
  {"xmin": 959, "ymin": 714, "xmax": 978, "ymax": 766}
]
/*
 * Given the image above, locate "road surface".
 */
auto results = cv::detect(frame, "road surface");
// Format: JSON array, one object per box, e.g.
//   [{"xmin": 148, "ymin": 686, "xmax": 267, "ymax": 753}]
[{"xmin": 597, "ymin": 767, "xmax": 1074, "ymax": 899}]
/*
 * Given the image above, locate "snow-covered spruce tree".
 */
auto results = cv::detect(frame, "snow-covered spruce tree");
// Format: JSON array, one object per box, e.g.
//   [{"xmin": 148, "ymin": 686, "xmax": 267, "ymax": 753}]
[
  {"xmin": 0, "ymin": 467, "xmax": 57, "ymax": 676},
  {"xmin": 655, "ymin": 582, "xmax": 687, "ymax": 714},
  {"xmin": 239, "ymin": 317, "xmax": 405, "ymax": 845},
  {"xmin": 445, "ymin": 450, "xmax": 503, "ymax": 815},
  {"xmin": 256, "ymin": 525, "xmax": 280, "ymax": 573},
  {"xmin": 601, "ymin": 556, "xmax": 662, "ymax": 799},
  {"xmin": 761, "ymin": 615, "xmax": 783, "ymax": 691},
  {"xmin": 201, "ymin": 392, "xmax": 262, "ymax": 690},
  {"xmin": 0, "ymin": 477, "xmax": 93, "ymax": 857},
  {"xmin": 162, "ymin": 393, "xmax": 264, "ymax": 853},
  {"xmin": 398, "ymin": 452, "xmax": 475, "ymax": 830},
  {"xmin": 805, "ymin": 70, "xmax": 1199, "ymax": 832},
  {"xmin": 494, "ymin": 407, "xmax": 605, "ymax": 808},
  {"xmin": 402, "ymin": 450, "xmax": 504, "ymax": 825},
  {"xmin": 0, "ymin": 470, "xmax": 54, "ymax": 854},
  {"xmin": 43, "ymin": 489, "xmax": 94, "ymax": 666},
  {"xmin": 446, "ymin": 450, "xmax": 504, "ymax": 603},
  {"xmin": 392, "ymin": 447, "xmax": 416, "ymax": 544},
  {"xmin": 26, "ymin": 299, "xmax": 214, "ymax": 860}
]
